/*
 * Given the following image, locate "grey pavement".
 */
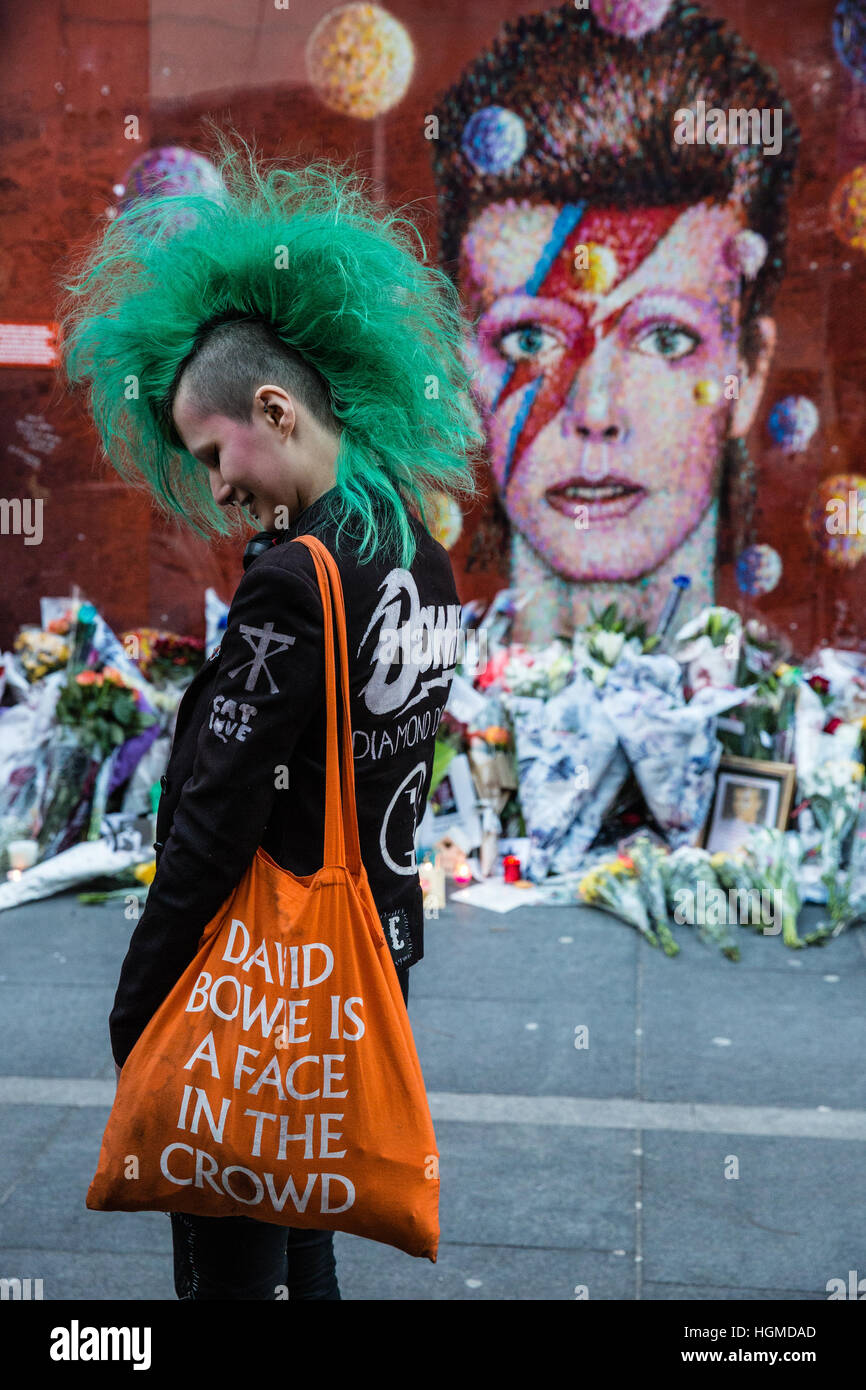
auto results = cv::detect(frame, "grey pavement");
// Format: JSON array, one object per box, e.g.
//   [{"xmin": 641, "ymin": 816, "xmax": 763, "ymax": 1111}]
[{"xmin": 0, "ymin": 885, "xmax": 864, "ymax": 1301}]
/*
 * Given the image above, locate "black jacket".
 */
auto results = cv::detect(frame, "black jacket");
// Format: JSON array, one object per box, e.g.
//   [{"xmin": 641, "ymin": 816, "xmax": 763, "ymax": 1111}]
[{"xmin": 109, "ymin": 487, "xmax": 461, "ymax": 1067}]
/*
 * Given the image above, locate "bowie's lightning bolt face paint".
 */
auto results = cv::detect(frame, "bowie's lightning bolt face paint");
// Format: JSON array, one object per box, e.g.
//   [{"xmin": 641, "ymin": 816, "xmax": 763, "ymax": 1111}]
[
  {"xmin": 460, "ymin": 198, "xmax": 747, "ymax": 586},
  {"xmin": 491, "ymin": 203, "xmax": 686, "ymax": 484}
]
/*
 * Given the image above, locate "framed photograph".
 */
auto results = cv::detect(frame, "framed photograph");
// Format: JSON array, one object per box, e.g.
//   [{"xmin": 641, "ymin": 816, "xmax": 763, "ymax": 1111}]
[
  {"xmin": 415, "ymin": 753, "xmax": 482, "ymax": 852},
  {"xmin": 702, "ymin": 755, "xmax": 796, "ymax": 855}
]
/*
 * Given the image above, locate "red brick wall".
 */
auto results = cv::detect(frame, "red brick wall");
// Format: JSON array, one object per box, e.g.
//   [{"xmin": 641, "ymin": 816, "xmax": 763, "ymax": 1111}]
[{"xmin": 2, "ymin": 0, "xmax": 864, "ymax": 657}]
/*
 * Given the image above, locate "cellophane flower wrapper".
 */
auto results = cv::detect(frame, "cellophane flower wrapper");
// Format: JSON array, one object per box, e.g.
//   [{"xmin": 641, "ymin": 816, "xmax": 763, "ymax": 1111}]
[
  {"xmin": 628, "ymin": 835, "xmax": 679, "ymax": 955},
  {"xmin": 0, "ymin": 672, "xmax": 75, "ymax": 867},
  {"xmin": 797, "ymin": 760, "xmax": 866, "ymax": 933},
  {"xmin": 672, "ymin": 606, "xmax": 742, "ymax": 694},
  {"xmin": 446, "ymin": 671, "xmax": 496, "ymax": 728},
  {"xmin": 742, "ymin": 827, "xmax": 805, "ymax": 948},
  {"xmin": 602, "ymin": 649, "xmax": 747, "ymax": 849},
  {"xmin": 659, "ymin": 846, "xmax": 715, "ymax": 905},
  {"xmin": 798, "ymin": 759, "xmax": 864, "ymax": 845},
  {"xmin": 709, "ymin": 848, "xmax": 776, "ymax": 935},
  {"xmin": 13, "ymin": 627, "xmax": 71, "ymax": 683},
  {"xmin": 471, "ymin": 587, "xmax": 542, "ymax": 667},
  {"xmin": 505, "ymin": 675, "xmax": 627, "ymax": 882},
  {"xmin": 718, "ymin": 663, "xmax": 800, "ymax": 763},
  {"xmin": 577, "ymin": 858, "xmax": 660, "ymax": 948},
  {"xmin": 658, "ymin": 846, "xmax": 740, "ymax": 958},
  {"xmin": 0, "ymin": 838, "xmax": 147, "ymax": 912},
  {"xmin": 709, "ymin": 847, "xmax": 763, "ymax": 901},
  {"xmin": 794, "ymin": 674, "xmax": 862, "ymax": 784},
  {"xmin": 807, "ymin": 649, "xmax": 866, "ymax": 723},
  {"xmin": 502, "ymin": 640, "xmax": 575, "ymax": 699},
  {"xmin": 572, "ymin": 632, "xmax": 644, "ymax": 689},
  {"xmin": 466, "ymin": 739, "xmax": 514, "ymax": 817}
]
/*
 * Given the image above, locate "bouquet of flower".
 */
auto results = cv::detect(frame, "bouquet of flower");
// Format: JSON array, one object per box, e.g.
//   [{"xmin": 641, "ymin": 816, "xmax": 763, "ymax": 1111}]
[
  {"xmin": 742, "ymin": 827, "xmax": 805, "ymax": 949},
  {"xmin": 466, "ymin": 723, "xmax": 518, "ymax": 816},
  {"xmin": 428, "ymin": 709, "xmax": 464, "ymax": 799},
  {"xmin": 709, "ymin": 848, "xmax": 771, "ymax": 933},
  {"xmin": 574, "ymin": 602, "xmax": 660, "ymax": 688},
  {"xmin": 121, "ymin": 628, "xmax": 204, "ymax": 687},
  {"xmin": 658, "ymin": 845, "xmax": 740, "ymax": 959},
  {"xmin": 740, "ymin": 619, "xmax": 790, "ymax": 679},
  {"xmin": 33, "ymin": 730, "xmax": 102, "ymax": 861},
  {"xmin": 55, "ymin": 666, "xmax": 157, "ymax": 761},
  {"xmin": 627, "ymin": 834, "xmax": 679, "ymax": 955},
  {"xmin": 505, "ymin": 673, "xmax": 627, "ymax": 879},
  {"xmin": 12, "ymin": 628, "xmax": 71, "ymax": 683},
  {"xmin": 673, "ymin": 605, "xmax": 742, "ymax": 696},
  {"xmin": 719, "ymin": 662, "xmax": 801, "ymax": 763},
  {"xmin": 54, "ymin": 666, "xmax": 158, "ymax": 841},
  {"xmin": 502, "ymin": 640, "xmax": 575, "ymax": 698},
  {"xmin": 577, "ymin": 855, "xmax": 662, "ymax": 950},
  {"xmin": 601, "ymin": 648, "xmax": 740, "ymax": 849},
  {"xmin": 797, "ymin": 759, "xmax": 866, "ymax": 934}
]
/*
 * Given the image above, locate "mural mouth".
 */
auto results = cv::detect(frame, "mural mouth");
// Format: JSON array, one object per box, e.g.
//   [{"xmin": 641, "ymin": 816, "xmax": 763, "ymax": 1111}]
[{"xmin": 545, "ymin": 477, "xmax": 645, "ymax": 522}]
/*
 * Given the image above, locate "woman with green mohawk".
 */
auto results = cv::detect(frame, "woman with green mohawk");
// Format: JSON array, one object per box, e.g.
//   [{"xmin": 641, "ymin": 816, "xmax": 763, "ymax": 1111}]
[{"xmin": 57, "ymin": 126, "xmax": 481, "ymax": 1300}]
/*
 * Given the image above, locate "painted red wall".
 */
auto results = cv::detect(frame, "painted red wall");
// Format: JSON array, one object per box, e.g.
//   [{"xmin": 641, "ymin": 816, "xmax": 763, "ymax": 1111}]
[{"xmin": 1, "ymin": 0, "xmax": 864, "ymax": 657}]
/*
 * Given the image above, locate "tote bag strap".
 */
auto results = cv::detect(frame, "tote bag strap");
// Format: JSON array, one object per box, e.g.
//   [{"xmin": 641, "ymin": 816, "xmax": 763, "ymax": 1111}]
[{"xmin": 291, "ymin": 534, "xmax": 363, "ymax": 875}]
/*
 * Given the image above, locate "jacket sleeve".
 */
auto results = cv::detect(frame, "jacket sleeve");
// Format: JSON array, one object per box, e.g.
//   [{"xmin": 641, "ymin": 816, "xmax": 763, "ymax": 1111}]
[{"xmin": 109, "ymin": 549, "xmax": 325, "ymax": 1067}]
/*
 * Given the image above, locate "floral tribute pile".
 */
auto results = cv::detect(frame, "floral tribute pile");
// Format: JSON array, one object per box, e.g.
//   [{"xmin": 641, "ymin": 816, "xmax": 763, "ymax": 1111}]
[
  {"xmin": 422, "ymin": 590, "xmax": 866, "ymax": 957},
  {"xmin": 0, "ymin": 597, "xmax": 204, "ymax": 885}
]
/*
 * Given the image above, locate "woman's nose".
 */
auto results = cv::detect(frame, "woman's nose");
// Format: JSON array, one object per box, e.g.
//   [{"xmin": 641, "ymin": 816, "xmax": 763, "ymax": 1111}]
[{"xmin": 211, "ymin": 473, "xmax": 234, "ymax": 506}]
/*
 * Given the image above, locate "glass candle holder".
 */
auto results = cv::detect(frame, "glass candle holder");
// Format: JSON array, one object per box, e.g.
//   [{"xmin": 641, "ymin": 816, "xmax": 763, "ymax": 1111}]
[
  {"xmin": 7, "ymin": 838, "xmax": 38, "ymax": 871},
  {"xmin": 453, "ymin": 859, "xmax": 473, "ymax": 886},
  {"xmin": 503, "ymin": 854, "xmax": 521, "ymax": 883}
]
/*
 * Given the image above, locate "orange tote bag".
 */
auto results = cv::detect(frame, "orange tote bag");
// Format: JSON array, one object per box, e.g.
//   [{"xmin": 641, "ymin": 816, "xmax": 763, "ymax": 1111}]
[{"xmin": 87, "ymin": 535, "xmax": 440, "ymax": 1261}]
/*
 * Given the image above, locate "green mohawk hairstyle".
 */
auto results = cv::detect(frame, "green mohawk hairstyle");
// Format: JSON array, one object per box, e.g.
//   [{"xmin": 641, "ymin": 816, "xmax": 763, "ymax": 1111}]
[{"xmin": 56, "ymin": 124, "xmax": 483, "ymax": 568}]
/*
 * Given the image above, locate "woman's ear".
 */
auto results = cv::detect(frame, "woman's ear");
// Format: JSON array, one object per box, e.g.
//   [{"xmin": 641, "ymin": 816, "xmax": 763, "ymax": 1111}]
[{"xmin": 730, "ymin": 315, "xmax": 777, "ymax": 437}]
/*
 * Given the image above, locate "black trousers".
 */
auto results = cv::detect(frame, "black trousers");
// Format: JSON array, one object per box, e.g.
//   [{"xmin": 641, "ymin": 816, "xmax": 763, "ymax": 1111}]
[{"xmin": 170, "ymin": 964, "xmax": 410, "ymax": 1300}]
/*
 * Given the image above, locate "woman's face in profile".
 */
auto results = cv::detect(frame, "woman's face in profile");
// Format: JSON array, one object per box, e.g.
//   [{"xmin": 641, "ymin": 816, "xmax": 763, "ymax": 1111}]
[{"xmin": 459, "ymin": 198, "xmax": 747, "ymax": 584}]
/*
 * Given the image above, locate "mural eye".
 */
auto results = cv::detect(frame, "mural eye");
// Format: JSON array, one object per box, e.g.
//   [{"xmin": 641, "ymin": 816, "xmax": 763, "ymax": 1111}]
[
  {"xmin": 497, "ymin": 323, "xmax": 560, "ymax": 361},
  {"xmin": 632, "ymin": 323, "xmax": 700, "ymax": 361}
]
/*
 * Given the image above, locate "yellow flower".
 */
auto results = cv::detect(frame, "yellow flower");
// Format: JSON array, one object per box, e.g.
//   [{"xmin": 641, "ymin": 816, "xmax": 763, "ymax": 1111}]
[{"xmin": 133, "ymin": 860, "xmax": 156, "ymax": 885}]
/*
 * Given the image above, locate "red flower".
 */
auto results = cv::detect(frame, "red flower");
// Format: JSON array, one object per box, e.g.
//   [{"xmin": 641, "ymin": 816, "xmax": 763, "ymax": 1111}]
[
  {"xmin": 823, "ymin": 717, "xmax": 843, "ymax": 734},
  {"xmin": 475, "ymin": 647, "xmax": 510, "ymax": 691},
  {"xmin": 808, "ymin": 675, "xmax": 830, "ymax": 696}
]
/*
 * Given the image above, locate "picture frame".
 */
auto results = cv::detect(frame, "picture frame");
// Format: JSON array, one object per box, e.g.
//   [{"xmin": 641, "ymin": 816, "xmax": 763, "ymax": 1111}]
[
  {"xmin": 702, "ymin": 755, "xmax": 796, "ymax": 855},
  {"xmin": 414, "ymin": 752, "xmax": 482, "ymax": 853}
]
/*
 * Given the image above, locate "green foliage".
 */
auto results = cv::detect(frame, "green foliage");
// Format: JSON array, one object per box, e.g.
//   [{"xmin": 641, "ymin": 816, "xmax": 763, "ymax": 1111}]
[
  {"xmin": 55, "ymin": 676, "xmax": 156, "ymax": 760},
  {"xmin": 587, "ymin": 601, "xmax": 660, "ymax": 652}
]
